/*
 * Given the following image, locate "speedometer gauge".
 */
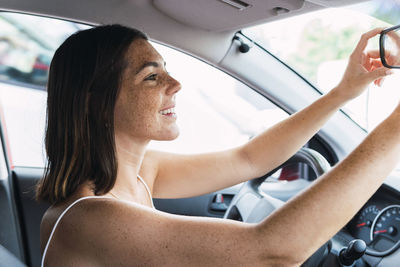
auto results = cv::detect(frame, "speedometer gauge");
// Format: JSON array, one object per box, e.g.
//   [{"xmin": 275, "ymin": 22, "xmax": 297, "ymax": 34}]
[
  {"xmin": 370, "ymin": 205, "xmax": 400, "ymax": 252},
  {"xmin": 352, "ymin": 205, "xmax": 380, "ymax": 244}
]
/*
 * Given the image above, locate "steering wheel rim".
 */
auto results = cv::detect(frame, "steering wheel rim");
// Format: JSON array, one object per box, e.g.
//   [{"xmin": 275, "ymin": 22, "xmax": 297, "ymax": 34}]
[
  {"xmin": 223, "ymin": 147, "xmax": 332, "ymax": 267},
  {"xmin": 224, "ymin": 147, "xmax": 331, "ymax": 221},
  {"xmin": 248, "ymin": 147, "xmax": 331, "ymax": 191}
]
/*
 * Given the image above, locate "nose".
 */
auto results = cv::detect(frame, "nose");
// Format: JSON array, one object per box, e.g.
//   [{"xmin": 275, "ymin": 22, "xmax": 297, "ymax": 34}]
[{"xmin": 166, "ymin": 75, "xmax": 181, "ymax": 95}]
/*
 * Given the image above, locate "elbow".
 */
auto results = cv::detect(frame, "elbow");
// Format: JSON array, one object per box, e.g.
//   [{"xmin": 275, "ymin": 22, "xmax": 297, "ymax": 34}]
[
  {"xmin": 251, "ymin": 225, "xmax": 305, "ymax": 267},
  {"xmin": 257, "ymin": 251, "xmax": 303, "ymax": 267},
  {"xmin": 259, "ymin": 254, "xmax": 304, "ymax": 267},
  {"xmin": 237, "ymin": 144, "xmax": 259, "ymax": 177}
]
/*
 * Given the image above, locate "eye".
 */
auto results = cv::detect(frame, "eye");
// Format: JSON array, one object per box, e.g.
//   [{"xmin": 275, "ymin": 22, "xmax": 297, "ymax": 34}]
[{"xmin": 144, "ymin": 73, "xmax": 157, "ymax": 81}]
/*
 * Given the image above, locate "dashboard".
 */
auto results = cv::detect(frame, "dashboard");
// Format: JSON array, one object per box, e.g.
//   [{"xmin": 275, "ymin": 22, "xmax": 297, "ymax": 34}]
[
  {"xmin": 346, "ymin": 185, "xmax": 400, "ymax": 253},
  {"xmin": 327, "ymin": 184, "xmax": 400, "ymax": 266}
]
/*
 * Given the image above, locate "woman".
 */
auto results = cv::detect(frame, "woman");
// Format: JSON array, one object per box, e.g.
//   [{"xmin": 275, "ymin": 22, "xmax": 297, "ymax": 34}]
[{"xmin": 38, "ymin": 24, "xmax": 397, "ymax": 266}]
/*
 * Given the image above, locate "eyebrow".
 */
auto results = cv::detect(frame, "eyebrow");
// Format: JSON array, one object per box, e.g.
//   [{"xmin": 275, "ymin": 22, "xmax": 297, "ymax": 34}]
[{"xmin": 136, "ymin": 61, "xmax": 166, "ymax": 74}]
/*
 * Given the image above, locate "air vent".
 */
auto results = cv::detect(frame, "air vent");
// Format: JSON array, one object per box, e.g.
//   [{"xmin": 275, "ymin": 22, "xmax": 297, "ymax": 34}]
[{"xmin": 218, "ymin": 0, "xmax": 252, "ymax": 11}]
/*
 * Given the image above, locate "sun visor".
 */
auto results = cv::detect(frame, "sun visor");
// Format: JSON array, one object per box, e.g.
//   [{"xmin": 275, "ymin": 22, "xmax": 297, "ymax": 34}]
[{"xmin": 152, "ymin": 0, "xmax": 305, "ymax": 32}]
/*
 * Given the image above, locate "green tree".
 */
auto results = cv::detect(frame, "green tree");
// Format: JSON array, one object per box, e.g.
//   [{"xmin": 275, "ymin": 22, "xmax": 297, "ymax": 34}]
[{"xmin": 286, "ymin": 18, "xmax": 363, "ymax": 84}]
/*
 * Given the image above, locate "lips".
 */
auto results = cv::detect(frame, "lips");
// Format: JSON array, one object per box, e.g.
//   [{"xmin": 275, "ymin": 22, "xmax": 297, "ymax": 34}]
[{"xmin": 159, "ymin": 107, "xmax": 175, "ymax": 115}]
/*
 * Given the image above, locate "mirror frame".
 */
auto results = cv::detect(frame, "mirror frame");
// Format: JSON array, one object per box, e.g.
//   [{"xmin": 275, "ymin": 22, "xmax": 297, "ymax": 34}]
[{"xmin": 380, "ymin": 24, "xmax": 400, "ymax": 69}]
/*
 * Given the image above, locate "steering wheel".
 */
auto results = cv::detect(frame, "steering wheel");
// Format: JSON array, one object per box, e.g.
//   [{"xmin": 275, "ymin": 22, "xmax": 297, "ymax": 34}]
[{"xmin": 224, "ymin": 147, "xmax": 332, "ymax": 266}]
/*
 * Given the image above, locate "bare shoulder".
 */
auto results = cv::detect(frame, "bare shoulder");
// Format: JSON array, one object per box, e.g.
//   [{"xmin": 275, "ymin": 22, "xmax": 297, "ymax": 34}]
[
  {"xmin": 43, "ymin": 196, "xmax": 266, "ymax": 266},
  {"xmin": 40, "ymin": 205, "xmax": 63, "ymax": 253},
  {"xmin": 40, "ymin": 198, "xmax": 116, "ymax": 251},
  {"xmin": 40, "ymin": 198, "xmax": 145, "ymax": 266},
  {"xmin": 63, "ymin": 198, "xmax": 174, "ymax": 266},
  {"xmin": 77, "ymin": 198, "xmax": 248, "ymax": 266},
  {"xmin": 42, "ymin": 198, "xmax": 150, "ymax": 264}
]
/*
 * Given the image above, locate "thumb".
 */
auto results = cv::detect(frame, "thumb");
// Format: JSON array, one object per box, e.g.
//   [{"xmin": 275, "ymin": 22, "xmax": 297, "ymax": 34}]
[{"xmin": 369, "ymin": 67, "xmax": 393, "ymax": 82}]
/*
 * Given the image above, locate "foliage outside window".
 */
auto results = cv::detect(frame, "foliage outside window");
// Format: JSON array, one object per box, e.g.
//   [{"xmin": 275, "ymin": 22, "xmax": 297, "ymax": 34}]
[{"xmin": 244, "ymin": 1, "xmax": 400, "ymax": 131}]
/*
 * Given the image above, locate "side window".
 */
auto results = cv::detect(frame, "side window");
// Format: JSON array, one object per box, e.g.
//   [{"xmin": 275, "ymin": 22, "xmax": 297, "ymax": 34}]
[
  {"xmin": 0, "ymin": 13, "xmax": 88, "ymax": 167},
  {"xmin": 149, "ymin": 43, "xmax": 289, "ymax": 153},
  {"xmin": 0, "ymin": 13, "xmax": 89, "ymax": 89},
  {"xmin": 0, "ymin": 12, "xmax": 289, "ymax": 168}
]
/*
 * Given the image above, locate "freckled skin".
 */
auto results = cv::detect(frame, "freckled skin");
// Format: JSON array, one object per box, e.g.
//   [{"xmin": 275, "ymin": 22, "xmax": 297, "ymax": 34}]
[
  {"xmin": 114, "ymin": 39, "xmax": 181, "ymax": 142},
  {"xmin": 40, "ymin": 28, "xmax": 400, "ymax": 266}
]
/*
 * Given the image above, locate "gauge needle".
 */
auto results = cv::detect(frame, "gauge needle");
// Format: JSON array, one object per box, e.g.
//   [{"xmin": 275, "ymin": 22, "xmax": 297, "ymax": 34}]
[
  {"xmin": 374, "ymin": 229, "xmax": 387, "ymax": 234},
  {"xmin": 357, "ymin": 222, "xmax": 366, "ymax": 228}
]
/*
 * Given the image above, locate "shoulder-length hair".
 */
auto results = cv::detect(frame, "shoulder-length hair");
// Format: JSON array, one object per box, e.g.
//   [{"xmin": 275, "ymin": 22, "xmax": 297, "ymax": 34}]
[{"xmin": 36, "ymin": 24, "xmax": 147, "ymax": 205}]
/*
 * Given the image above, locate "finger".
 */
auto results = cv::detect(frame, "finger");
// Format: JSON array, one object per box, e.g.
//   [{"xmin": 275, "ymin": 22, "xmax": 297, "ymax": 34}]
[
  {"xmin": 371, "ymin": 59, "xmax": 383, "ymax": 69},
  {"xmin": 368, "ymin": 49, "xmax": 398, "ymax": 65},
  {"xmin": 387, "ymin": 31, "xmax": 400, "ymax": 47},
  {"xmin": 374, "ymin": 77, "xmax": 383, "ymax": 87},
  {"xmin": 379, "ymin": 77, "xmax": 385, "ymax": 87},
  {"xmin": 387, "ymin": 53, "xmax": 400, "ymax": 65},
  {"xmin": 352, "ymin": 28, "xmax": 385, "ymax": 59},
  {"xmin": 370, "ymin": 67, "xmax": 394, "ymax": 81},
  {"xmin": 364, "ymin": 57, "xmax": 384, "ymax": 72},
  {"xmin": 374, "ymin": 78, "xmax": 382, "ymax": 86},
  {"xmin": 387, "ymin": 54, "xmax": 395, "ymax": 65},
  {"xmin": 362, "ymin": 53, "xmax": 372, "ymax": 71},
  {"xmin": 366, "ymin": 50, "xmax": 381, "ymax": 59}
]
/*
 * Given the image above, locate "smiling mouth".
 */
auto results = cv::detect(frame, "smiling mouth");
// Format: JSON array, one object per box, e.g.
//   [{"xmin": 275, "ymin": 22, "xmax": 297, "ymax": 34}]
[{"xmin": 159, "ymin": 107, "xmax": 177, "ymax": 117}]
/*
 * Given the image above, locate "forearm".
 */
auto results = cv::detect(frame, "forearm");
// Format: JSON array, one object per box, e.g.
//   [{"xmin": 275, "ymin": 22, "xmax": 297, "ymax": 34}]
[
  {"xmin": 242, "ymin": 87, "xmax": 348, "ymax": 178},
  {"xmin": 154, "ymin": 90, "xmax": 347, "ymax": 198},
  {"xmin": 153, "ymin": 28, "xmax": 391, "ymax": 199},
  {"xmin": 256, "ymin": 108, "xmax": 400, "ymax": 264}
]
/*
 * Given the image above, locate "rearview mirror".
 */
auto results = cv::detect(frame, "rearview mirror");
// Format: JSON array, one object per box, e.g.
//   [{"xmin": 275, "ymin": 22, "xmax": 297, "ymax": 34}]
[{"xmin": 380, "ymin": 24, "xmax": 400, "ymax": 69}]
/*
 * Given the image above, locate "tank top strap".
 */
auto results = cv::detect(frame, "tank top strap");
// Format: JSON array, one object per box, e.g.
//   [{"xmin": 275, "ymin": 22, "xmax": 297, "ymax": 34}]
[
  {"xmin": 41, "ymin": 196, "xmax": 111, "ymax": 267},
  {"xmin": 137, "ymin": 174, "xmax": 155, "ymax": 209}
]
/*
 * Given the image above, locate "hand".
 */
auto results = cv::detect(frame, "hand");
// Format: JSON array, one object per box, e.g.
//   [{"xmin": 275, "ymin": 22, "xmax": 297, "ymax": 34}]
[{"xmin": 333, "ymin": 28, "xmax": 393, "ymax": 101}]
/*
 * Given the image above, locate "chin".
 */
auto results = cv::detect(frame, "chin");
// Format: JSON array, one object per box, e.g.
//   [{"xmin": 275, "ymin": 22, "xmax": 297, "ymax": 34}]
[
  {"xmin": 165, "ymin": 130, "xmax": 180, "ymax": 141},
  {"xmin": 154, "ymin": 128, "xmax": 180, "ymax": 141}
]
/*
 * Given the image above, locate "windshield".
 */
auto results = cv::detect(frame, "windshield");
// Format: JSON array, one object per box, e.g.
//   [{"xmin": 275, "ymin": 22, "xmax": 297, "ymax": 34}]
[{"xmin": 243, "ymin": 1, "xmax": 400, "ymax": 132}]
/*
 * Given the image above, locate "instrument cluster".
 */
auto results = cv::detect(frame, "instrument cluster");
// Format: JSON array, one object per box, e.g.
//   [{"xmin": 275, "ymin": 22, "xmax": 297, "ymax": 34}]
[{"xmin": 347, "ymin": 186, "xmax": 400, "ymax": 253}]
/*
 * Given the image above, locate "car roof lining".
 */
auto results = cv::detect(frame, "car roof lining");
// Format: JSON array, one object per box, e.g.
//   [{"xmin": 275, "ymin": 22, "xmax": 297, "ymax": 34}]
[
  {"xmin": 152, "ymin": 0, "xmax": 372, "ymax": 32},
  {"xmin": 152, "ymin": 0, "xmax": 307, "ymax": 32},
  {"xmin": 0, "ymin": 0, "xmax": 371, "ymax": 65}
]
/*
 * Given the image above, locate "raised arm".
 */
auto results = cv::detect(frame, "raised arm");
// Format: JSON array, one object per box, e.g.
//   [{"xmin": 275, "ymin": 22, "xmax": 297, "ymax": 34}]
[
  {"xmin": 73, "ymin": 29, "xmax": 400, "ymax": 266},
  {"xmin": 81, "ymin": 99, "xmax": 400, "ymax": 266},
  {"xmin": 151, "ymin": 28, "xmax": 392, "ymax": 199}
]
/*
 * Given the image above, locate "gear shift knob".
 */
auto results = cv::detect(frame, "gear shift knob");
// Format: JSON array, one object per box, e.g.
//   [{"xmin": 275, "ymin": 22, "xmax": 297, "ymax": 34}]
[{"xmin": 338, "ymin": 239, "xmax": 366, "ymax": 266}]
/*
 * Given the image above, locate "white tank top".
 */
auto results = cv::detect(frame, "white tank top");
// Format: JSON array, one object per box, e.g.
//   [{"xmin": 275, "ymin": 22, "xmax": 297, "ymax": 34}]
[{"xmin": 41, "ymin": 175, "xmax": 154, "ymax": 267}]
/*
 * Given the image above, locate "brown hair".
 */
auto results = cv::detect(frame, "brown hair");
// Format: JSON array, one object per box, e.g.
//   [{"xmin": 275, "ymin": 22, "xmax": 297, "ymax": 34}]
[{"xmin": 36, "ymin": 24, "xmax": 147, "ymax": 204}]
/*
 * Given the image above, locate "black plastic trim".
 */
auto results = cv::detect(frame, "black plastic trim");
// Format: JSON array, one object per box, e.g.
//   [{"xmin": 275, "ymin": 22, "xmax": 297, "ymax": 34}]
[{"xmin": 0, "ymin": 96, "xmax": 27, "ymax": 263}]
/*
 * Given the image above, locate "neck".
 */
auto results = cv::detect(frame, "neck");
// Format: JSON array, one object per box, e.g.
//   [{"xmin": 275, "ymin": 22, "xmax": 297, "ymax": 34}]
[{"xmin": 113, "ymin": 131, "xmax": 149, "ymax": 196}]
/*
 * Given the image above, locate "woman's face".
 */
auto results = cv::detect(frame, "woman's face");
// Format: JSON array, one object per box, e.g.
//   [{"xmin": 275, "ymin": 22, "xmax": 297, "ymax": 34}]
[{"xmin": 114, "ymin": 39, "xmax": 181, "ymax": 142}]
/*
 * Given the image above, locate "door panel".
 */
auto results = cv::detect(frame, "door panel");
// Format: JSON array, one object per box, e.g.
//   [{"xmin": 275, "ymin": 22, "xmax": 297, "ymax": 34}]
[
  {"xmin": 12, "ymin": 167, "xmax": 48, "ymax": 267},
  {"xmin": 0, "ymin": 118, "xmax": 26, "ymax": 263}
]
